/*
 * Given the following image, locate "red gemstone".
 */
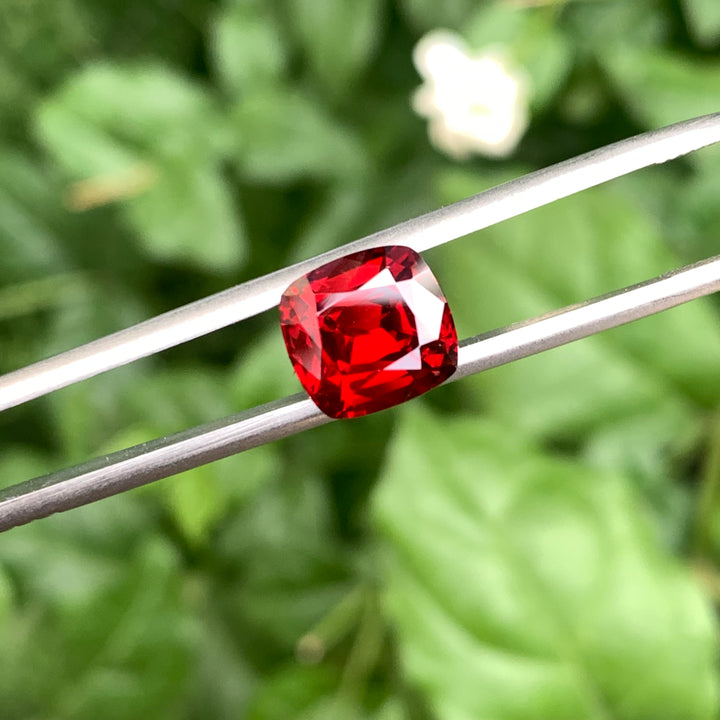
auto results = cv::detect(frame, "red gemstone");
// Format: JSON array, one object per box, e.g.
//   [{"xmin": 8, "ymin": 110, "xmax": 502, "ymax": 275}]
[{"xmin": 279, "ymin": 246, "xmax": 458, "ymax": 419}]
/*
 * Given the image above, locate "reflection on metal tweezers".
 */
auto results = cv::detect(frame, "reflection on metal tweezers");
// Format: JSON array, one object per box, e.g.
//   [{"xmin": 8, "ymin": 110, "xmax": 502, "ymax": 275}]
[{"xmin": 1, "ymin": 112, "xmax": 719, "ymax": 531}]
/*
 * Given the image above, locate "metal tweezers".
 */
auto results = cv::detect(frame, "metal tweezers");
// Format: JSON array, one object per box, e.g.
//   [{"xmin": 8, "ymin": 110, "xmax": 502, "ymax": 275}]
[{"xmin": 1, "ymin": 112, "xmax": 720, "ymax": 532}]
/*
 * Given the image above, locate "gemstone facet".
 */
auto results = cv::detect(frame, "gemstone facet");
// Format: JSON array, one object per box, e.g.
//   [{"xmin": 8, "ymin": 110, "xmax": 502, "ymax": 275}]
[{"xmin": 279, "ymin": 246, "xmax": 458, "ymax": 419}]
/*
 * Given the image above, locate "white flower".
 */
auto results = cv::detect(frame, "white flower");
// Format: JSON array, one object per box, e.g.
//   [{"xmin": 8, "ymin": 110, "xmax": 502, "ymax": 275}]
[{"xmin": 412, "ymin": 30, "xmax": 529, "ymax": 159}]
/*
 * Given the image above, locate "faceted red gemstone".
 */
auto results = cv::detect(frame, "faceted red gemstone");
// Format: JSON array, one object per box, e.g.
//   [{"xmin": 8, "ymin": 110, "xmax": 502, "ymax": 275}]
[{"xmin": 279, "ymin": 245, "xmax": 458, "ymax": 419}]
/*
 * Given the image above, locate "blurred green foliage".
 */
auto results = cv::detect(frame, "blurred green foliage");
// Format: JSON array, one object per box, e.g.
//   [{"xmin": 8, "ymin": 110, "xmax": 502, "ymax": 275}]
[{"xmin": 1, "ymin": 0, "xmax": 720, "ymax": 718}]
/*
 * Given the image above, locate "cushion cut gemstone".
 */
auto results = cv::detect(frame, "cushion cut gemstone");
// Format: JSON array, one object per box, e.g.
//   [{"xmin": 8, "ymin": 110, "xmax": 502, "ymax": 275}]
[{"xmin": 279, "ymin": 245, "xmax": 458, "ymax": 419}]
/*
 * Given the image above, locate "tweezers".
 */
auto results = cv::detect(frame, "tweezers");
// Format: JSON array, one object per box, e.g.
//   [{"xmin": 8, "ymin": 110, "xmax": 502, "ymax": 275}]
[{"xmin": 1, "ymin": 112, "xmax": 720, "ymax": 532}]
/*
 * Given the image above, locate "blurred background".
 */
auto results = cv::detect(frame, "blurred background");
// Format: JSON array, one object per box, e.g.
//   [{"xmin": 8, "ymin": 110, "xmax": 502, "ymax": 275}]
[{"xmin": 1, "ymin": 0, "xmax": 720, "ymax": 718}]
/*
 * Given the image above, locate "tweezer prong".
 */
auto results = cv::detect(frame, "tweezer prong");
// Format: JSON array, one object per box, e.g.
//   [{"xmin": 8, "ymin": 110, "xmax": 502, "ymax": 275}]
[
  {"xmin": 1, "ymin": 113, "xmax": 720, "ymax": 530},
  {"xmin": 2, "ymin": 252, "xmax": 720, "ymax": 530},
  {"xmin": 1, "ymin": 112, "xmax": 719, "ymax": 412}
]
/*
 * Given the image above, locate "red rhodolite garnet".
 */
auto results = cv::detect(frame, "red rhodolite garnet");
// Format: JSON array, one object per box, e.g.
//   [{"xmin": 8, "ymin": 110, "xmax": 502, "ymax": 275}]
[{"xmin": 279, "ymin": 246, "xmax": 458, "ymax": 419}]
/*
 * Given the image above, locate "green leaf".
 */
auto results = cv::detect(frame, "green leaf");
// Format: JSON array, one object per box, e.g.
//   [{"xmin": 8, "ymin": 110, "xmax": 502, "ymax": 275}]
[
  {"xmin": 165, "ymin": 462, "xmax": 233, "ymax": 546},
  {"xmin": 126, "ymin": 160, "xmax": 245, "ymax": 271},
  {"xmin": 516, "ymin": 16, "xmax": 573, "ymax": 112},
  {"xmin": 122, "ymin": 366, "xmax": 234, "ymax": 432},
  {"xmin": 0, "ymin": 273, "xmax": 84, "ymax": 324},
  {"xmin": 210, "ymin": 4, "xmax": 287, "ymax": 96},
  {"xmin": 217, "ymin": 473, "xmax": 351, "ymax": 653},
  {"xmin": 375, "ymin": 699, "xmax": 409, "ymax": 720},
  {"xmin": 0, "ymin": 0, "xmax": 94, "ymax": 124},
  {"xmin": 601, "ymin": 47, "xmax": 720, "ymax": 134},
  {"xmin": 0, "ymin": 447, "xmax": 52, "ymax": 491},
  {"xmin": 398, "ymin": 0, "xmax": 478, "ymax": 31},
  {"xmin": 0, "ymin": 151, "xmax": 68, "ymax": 280},
  {"xmin": 52, "ymin": 538, "xmax": 196, "ymax": 720},
  {"xmin": 0, "ymin": 489, "xmax": 156, "ymax": 611},
  {"xmin": 230, "ymin": 328, "xmax": 301, "ymax": 409},
  {"xmin": 233, "ymin": 87, "xmax": 365, "ymax": 183},
  {"xmin": 465, "ymin": 2, "xmax": 573, "ymax": 111},
  {"xmin": 184, "ymin": 609, "xmax": 256, "ymax": 720},
  {"xmin": 435, "ymin": 171, "xmax": 720, "ymax": 441},
  {"xmin": 289, "ymin": 184, "xmax": 370, "ymax": 261},
  {"xmin": 374, "ymin": 407, "xmax": 720, "ymax": 720},
  {"xmin": 582, "ymin": 410, "xmax": 696, "ymax": 547},
  {"xmin": 165, "ymin": 447, "xmax": 280, "ymax": 546},
  {"xmin": 0, "ymin": 499, "xmax": 194, "ymax": 719},
  {"xmin": 35, "ymin": 63, "xmax": 245, "ymax": 270},
  {"xmin": 673, "ymin": 145, "xmax": 720, "ymax": 260},
  {"xmin": 683, "ymin": 0, "xmax": 720, "ymax": 46},
  {"xmin": 464, "ymin": 1, "xmax": 525, "ymax": 46},
  {"xmin": 246, "ymin": 664, "xmax": 340, "ymax": 720},
  {"xmin": 113, "ymin": 368, "xmax": 279, "ymax": 544},
  {"xmin": 287, "ymin": 0, "xmax": 382, "ymax": 95},
  {"xmin": 565, "ymin": 0, "xmax": 671, "ymax": 53},
  {"xmin": 0, "ymin": 567, "xmax": 13, "ymax": 626},
  {"xmin": 36, "ymin": 63, "xmax": 219, "ymax": 171}
]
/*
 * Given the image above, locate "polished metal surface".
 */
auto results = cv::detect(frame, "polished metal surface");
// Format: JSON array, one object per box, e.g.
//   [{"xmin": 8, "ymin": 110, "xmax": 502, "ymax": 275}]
[
  {"xmin": 2, "ymin": 254, "xmax": 720, "ymax": 531},
  {"xmin": 455, "ymin": 255, "xmax": 720, "ymax": 379},
  {"xmin": 0, "ymin": 395, "xmax": 328, "ymax": 531},
  {"xmin": 2, "ymin": 113, "xmax": 720, "ymax": 531},
  {"xmin": 1, "ymin": 112, "xmax": 719, "ymax": 411}
]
